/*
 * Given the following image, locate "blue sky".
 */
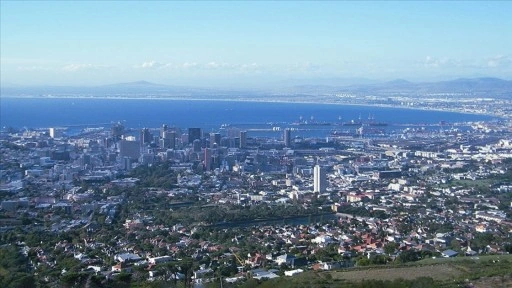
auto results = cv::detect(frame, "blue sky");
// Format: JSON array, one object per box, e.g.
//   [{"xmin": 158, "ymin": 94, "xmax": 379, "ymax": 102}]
[{"xmin": 1, "ymin": 1, "xmax": 511, "ymax": 87}]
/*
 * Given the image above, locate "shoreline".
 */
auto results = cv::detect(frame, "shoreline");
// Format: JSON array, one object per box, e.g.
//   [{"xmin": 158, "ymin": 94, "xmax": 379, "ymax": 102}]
[{"xmin": 1, "ymin": 95, "xmax": 506, "ymax": 120}]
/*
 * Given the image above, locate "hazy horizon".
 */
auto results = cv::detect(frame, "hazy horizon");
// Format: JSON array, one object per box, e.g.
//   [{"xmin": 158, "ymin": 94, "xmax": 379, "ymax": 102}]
[
  {"xmin": 1, "ymin": 1, "xmax": 511, "ymax": 88},
  {"xmin": 2, "ymin": 76, "xmax": 512, "ymax": 91}
]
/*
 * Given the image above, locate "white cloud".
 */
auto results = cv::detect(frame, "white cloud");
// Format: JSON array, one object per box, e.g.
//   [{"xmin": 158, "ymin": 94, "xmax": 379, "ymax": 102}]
[
  {"xmin": 182, "ymin": 62, "xmax": 199, "ymax": 69},
  {"xmin": 423, "ymin": 56, "xmax": 457, "ymax": 68},
  {"xmin": 486, "ymin": 55, "xmax": 511, "ymax": 68},
  {"xmin": 15, "ymin": 63, "xmax": 111, "ymax": 73},
  {"xmin": 141, "ymin": 61, "xmax": 161, "ymax": 69},
  {"xmin": 133, "ymin": 60, "xmax": 263, "ymax": 73},
  {"xmin": 62, "ymin": 63, "xmax": 111, "ymax": 72},
  {"xmin": 16, "ymin": 65, "xmax": 53, "ymax": 71},
  {"xmin": 240, "ymin": 63, "xmax": 260, "ymax": 70},
  {"xmin": 204, "ymin": 62, "xmax": 261, "ymax": 71},
  {"xmin": 206, "ymin": 61, "xmax": 236, "ymax": 69},
  {"xmin": 287, "ymin": 62, "xmax": 322, "ymax": 73},
  {"xmin": 135, "ymin": 60, "xmax": 170, "ymax": 69},
  {"xmin": 206, "ymin": 61, "xmax": 222, "ymax": 69},
  {"xmin": 423, "ymin": 55, "xmax": 512, "ymax": 71}
]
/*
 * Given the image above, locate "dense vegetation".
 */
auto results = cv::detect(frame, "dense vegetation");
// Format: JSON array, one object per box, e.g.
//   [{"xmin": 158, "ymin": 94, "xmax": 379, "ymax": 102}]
[{"xmin": 0, "ymin": 245, "xmax": 34, "ymax": 288}]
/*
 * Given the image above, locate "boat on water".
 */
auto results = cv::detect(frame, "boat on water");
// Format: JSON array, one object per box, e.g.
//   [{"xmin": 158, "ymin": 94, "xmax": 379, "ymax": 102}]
[
  {"xmin": 342, "ymin": 120, "xmax": 363, "ymax": 126},
  {"xmin": 291, "ymin": 115, "xmax": 331, "ymax": 126},
  {"xmin": 289, "ymin": 114, "xmax": 388, "ymax": 127},
  {"xmin": 330, "ymin": 130, "xmax": 354, "ymax": 136},
  {"xmin": 366, "ymin": 113, "xmax": 388, "ymax": 126},
  {"xmin": 368, "ymin": 122, "xmax": 388, "ymax": 127},
  {"xmin": 339, "ymin": 113, "xmax": 388, "ymax": 127},
  {"xmin": 291, "ymin": 121, "xmax": 331, "ymax": 126}
]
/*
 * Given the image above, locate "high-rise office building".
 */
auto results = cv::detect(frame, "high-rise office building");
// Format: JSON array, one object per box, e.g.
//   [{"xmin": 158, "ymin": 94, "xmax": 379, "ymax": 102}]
[
  {"xmin": 161, "ymin": 124, "xmax": 169, "ymax": 138},
  {"xmin": 159, "ymin": 138, "xmax": 169, "ymax": 149},
  {"xmin": 119, "ymin": 139, "xmax": 140, "ymax": 160},
  {"xmin": 49, "ymin": 127, "xmax": 61, "ymax": 138},
  {"xmin": 204, "ymin": 148, "xmax": 212, "ymax": 170},
  {"xmin": 140, "ymin": 128, "xmax": 152, "ymax": 146},
  {"xmin": 192, "ymin": 139, "xmax": 201, "ymax": 152},
  {"xmin": 284, "ymin": 128, "xmax": 292, "ymax": 147},
  {"xmin": 220, "ymin": 137, "xmax": 232, "ymax": 148},
  {"xmin": 210, "ymin": 133, "xmax": 221, "ymax": 148},
  {"xmin": 168, "ymin": 127, "xmax": 183, "ymax": 148},
  {"xmin": 122, "ymin": 156, "xmax": 132, "ymax": 171},
  {"xmin": 162, "ymin": 131, "xmax": 176, "ymax": 149},
  {"xmin": 226, "ymin": 127, "xmax": 241, "ymax": 138},
  {"xmin": 188, "ymin": 128, "xmax": 202, "ymax": 144},
  {"xmin": 181, "ymin": 134, "xmax": 189, "ymax": 145},
  {"xmin": 111, "ymin": 122, "xmax": 125, "ymax": 141},
  {"xmin": 240, "ymin": 131, "xmax": 247, "ymax": 148},
  {"xmin": 104, "ymin": 137, "xmax": 114, "ymax": 148},
  {"xmin": 314, "ymin": 165, "xmax": 327, "ymax": 193}
]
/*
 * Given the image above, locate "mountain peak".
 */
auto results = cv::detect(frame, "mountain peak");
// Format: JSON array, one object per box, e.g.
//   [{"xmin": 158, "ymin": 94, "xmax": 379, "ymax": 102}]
[
  {"xmin": 130, "ymin": 80, "xmax": 153, "ymax": 85},
  {"xmin": 104, "ymin": 80, "xmax": 166, "ymax": 87},
  {"xmin": 385, "ymin": 79, "xmax": 412, "ymax": 85}
]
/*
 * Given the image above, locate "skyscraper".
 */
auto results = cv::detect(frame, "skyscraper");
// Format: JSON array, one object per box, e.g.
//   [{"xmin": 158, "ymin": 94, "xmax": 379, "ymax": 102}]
[
  {"xmin": 204, "ymin": 148, "xmax": 212, "ymax": 171},
  {"xmin": 122, "ymin": 156, "xmax": 131, "ymax": 171},
  {"xmin": 163, "ymin": 131, "xmax": 176, "ymax": 149},
  {"xmin": 160, "ymin": 124, "xmax": 168, "ymax": 138},
  {"xmin": 210, "ymin": 133, "xmax": 221, "ymax": 148},
  {"xmin": 140, "ymin": 128, "xmax": 152, "ymax": 146},
  {"xmin": 284, "ymin": 128, "xmax": 292, "ymax": 147},
  {"xmin": 192, "ymin": 139, "xmax": 201, "ymax": 152},
  {"xmin": 240, "ymin": 131, "xmax": 247, "ymax": 148},
  {"xmin": 159, "ymin": 138, "xmax": 170, "ymax": 149},
  {"xmin": 188, "ymin": 128, "xmax": 202, "ymax": 144},
  {"xmin": 314, "ymin": 165, "xmax": 327, "ymax": 193},
  {"xmin": 49, "ymin": 127, "xmax": 61, "ymax": 138},
  {"xmin": 119, "ymin": 139, "xmax": 140, "ymax": 160},
  {"xmin": 111, "ymin": 122, "xmax": 125, "ymax": 141}
]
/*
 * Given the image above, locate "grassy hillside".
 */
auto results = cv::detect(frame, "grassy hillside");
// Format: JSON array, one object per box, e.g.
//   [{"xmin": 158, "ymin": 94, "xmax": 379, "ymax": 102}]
[{"xmin": 236, "ymin": 255, "xmax": 512, "ymax": 288}]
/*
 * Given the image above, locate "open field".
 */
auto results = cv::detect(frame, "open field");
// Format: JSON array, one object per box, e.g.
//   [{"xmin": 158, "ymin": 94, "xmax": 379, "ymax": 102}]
[
  {"xmin": 469, "ymin": 275, "xmax": 512, "ymax": 288},
  {"xmin": 327, "ymin": 255, "xmax": 512, "ymax": 287},
  {"xmin": 331, "ymin": 264, "xmax": 462, "ymax": 282},
  {"xmin": 413, "ymin": 254, "xmax": 512, "ymax": 266},
  {"xmin": 249, "ymin": 255, "xmax": 512, "ymax": 288}
]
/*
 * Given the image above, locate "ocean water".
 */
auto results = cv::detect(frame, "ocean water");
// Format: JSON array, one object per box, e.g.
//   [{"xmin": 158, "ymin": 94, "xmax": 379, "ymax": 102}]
[{"xmin": 0, "ymin": 97, "xmax": 495, "ymax": 137}]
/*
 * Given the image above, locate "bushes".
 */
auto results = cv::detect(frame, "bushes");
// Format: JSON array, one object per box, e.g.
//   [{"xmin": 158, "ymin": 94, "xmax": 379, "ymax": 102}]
[
  {"xmin": 0, "ymin": 245, "xmax": 35, "ymax": 288},
  {"xmin": 397, "ymin": 250, "xmax": 421, "ymax": 263}
]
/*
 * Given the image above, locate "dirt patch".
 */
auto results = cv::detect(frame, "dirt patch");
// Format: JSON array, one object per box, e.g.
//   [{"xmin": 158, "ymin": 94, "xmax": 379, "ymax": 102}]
[
  {"xmin": 332, "ymin": 264, "xmax": 462, "ymax": 282},
  {"xmin": 464, "ymin": 275, "xmax": 512, "ymax": 288}
]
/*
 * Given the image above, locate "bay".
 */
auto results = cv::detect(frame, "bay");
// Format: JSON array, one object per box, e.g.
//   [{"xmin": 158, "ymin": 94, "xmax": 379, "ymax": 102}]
[{"xmin": 0, "ymin": 97, "xmax": 495, "ymax": 137}]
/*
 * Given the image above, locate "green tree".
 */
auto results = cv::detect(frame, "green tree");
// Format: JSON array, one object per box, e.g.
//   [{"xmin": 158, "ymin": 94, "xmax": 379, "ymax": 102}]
[
  {"xmin": 0, "ymin": 245, "xmax": 35, "ymax": 288},
  {"xmin": 397, "ymin": 250, "xmax": 420, "ymax": 263},
  {"xmin": 384, "ymin": 242, "xmax": 399, "ymax": 255},
  {"xmin": 450, "ymin": 239, "xmax": 461, "ymax": 251}
]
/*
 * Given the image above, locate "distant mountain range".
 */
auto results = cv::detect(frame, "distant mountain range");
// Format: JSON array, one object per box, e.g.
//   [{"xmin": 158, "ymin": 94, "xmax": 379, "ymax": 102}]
[
  {"xmin": 0, "ymin": 81, "xmax": 223, "ymax": 98},
  {"xmin": 2, "ymin": 77, "xmax": 512, "ymax": 99},
  {"xmin": 280, "ymin": 77, "xmax": 512, "ymax": 98},
  {"xmin": 344, "ymin": 77, "xmax": 512, "ymax": 96}
]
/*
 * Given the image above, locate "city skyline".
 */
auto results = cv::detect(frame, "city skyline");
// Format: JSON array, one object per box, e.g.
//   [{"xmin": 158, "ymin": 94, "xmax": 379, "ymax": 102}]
[{"xmin": 1, "ymin": 1, "xmax": 511, "ymax": 87}]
